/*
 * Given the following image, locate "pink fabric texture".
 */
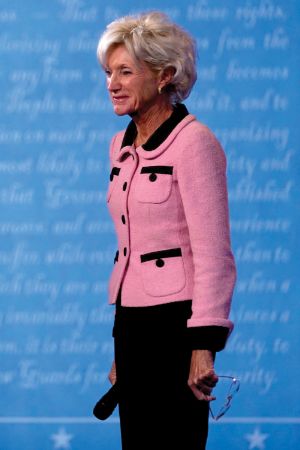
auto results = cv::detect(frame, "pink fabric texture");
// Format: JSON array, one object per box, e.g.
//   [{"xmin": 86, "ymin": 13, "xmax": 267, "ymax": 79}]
[{"xmin": 106, "ymin": 114, "xmax": 237, "ymax": 332}]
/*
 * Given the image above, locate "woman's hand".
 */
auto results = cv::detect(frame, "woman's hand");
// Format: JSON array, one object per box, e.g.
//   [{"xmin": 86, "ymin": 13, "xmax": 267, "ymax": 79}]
[
  {"xmin": 188, "ymin": 350, "xmax": 218, "ymax": 401},
  {"xmin": 108, "ymin": 360, "xmax": 117, "ymax": 385}
]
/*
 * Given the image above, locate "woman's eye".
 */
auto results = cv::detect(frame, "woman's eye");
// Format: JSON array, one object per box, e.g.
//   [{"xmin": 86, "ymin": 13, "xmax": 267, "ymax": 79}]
[{"xmin": 121, "ymin": 69, "xmax": 132, "ymax": 75}]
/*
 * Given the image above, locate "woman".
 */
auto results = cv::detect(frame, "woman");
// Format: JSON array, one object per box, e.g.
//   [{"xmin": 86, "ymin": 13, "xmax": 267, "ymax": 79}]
[{"xmin": 97, "ymin": 11, "xmax": 236, "ymax": 450}]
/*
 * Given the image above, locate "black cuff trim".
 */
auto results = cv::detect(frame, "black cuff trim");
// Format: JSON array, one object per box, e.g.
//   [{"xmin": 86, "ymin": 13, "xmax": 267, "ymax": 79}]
[{"xmin": 187, "ymin": 326, "xmax": 229, "ymax": 352}]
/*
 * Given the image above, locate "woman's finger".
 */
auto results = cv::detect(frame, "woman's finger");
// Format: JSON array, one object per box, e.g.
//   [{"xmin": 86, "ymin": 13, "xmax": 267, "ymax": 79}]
[
  {"xmin": 196, "ymin": 384, "xmax": 213, "ymax": 396},
  {"xmin": 200, "ymin": 376, "xmax": 218, "ymax": 388},
  {"xmin": 199, "ymin": 371, "xmax": 219, "ymax": 386},
  {"xmin": 190, "ymin": 384, "xmax": 216, "ymax": 402}
]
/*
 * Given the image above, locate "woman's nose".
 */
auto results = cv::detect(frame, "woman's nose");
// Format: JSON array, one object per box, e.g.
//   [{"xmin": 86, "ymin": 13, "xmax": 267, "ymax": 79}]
[{"xmin": 107, "ymin": 73, "xmax": 121, "ymax": 92}]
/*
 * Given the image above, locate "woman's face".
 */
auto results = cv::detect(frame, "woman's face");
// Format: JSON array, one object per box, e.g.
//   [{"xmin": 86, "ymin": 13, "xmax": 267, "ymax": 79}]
[{"xmin": 105, "ymin": 44, "xmax": 161, "ymax": 117}]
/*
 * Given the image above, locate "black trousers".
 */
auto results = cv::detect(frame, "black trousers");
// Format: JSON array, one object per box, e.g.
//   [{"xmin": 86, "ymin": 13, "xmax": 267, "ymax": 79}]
[{"xmin": 113, "ymin": 291, "xmax": 209, "ymax": 450}]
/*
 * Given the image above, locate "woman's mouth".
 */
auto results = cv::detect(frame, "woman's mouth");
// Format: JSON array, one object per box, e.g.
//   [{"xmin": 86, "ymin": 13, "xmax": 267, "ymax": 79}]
[{"xmin": 112, "ymin": 96, "xmax": 128, "ymax": 104}]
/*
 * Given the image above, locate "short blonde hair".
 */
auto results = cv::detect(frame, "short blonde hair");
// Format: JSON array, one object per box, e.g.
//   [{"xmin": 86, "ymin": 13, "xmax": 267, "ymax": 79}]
[{"xmin": 97, "ymin": 11, "xmax": 197, "ymax": 103}]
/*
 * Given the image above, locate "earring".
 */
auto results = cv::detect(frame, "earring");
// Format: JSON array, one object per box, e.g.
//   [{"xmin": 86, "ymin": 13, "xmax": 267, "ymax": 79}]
[{"xmin": 158, "ymin": 86, "xmax": 162, "ymax": 94}]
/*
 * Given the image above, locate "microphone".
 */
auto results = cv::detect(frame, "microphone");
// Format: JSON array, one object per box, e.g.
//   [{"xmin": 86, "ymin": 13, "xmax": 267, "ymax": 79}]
[{"xmin": 93, "ymin": 383, "xmax": 119, "ymax": 420}]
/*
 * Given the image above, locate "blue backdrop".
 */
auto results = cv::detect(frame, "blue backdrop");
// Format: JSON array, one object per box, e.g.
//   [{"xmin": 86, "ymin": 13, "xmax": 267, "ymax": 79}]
[{"xmin": 0, "ymin": 1, "xmax": 299, "ymax": 449}]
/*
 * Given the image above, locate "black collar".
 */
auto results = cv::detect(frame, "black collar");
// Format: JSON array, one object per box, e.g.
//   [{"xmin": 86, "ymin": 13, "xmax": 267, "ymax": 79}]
[{"xmin": 120, "ymin": 103, "xmax": 189, "ymax": 151}]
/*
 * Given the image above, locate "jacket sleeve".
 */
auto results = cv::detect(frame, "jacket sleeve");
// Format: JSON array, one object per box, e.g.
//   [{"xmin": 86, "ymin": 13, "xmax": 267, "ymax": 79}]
[{"xmin": 176, "ymin": 124, "xmax": 237, "ymax": 349}]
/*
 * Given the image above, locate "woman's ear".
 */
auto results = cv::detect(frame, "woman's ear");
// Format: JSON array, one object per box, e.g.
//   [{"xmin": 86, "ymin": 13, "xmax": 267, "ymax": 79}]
[{"xmin": 158, "ymin": 66, "xmax": 175, "ymax": 91}]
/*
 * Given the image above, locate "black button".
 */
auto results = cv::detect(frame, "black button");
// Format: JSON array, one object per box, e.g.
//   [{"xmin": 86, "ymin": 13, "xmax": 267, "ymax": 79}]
[
  {"xmin": 149, "ymin": 173, "xmax": 157, "ymax": 182},
  {"xmin": 121, "ymin": 215, "xmax": 126, "ymax": 224},
  {"xmin": 123, "ymin": 182, "xmax": 127, "ymax": 191},
  {"xmin": 156, "ymin": 259, "xmax": 164, "ymax": 268},
  {"xmin": 123, "ymin": 247, "xmax": 127, "ymax": 257}
]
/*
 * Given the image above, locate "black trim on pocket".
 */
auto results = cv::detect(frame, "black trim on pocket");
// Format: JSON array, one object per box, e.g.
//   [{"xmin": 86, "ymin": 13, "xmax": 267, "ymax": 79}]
[
  {"xmin": 110, "ymin": 167, "xmax": 121, "ymax": 181},
  {"xmin": 140, "ymin": 166, "xmax": 173, "ymax": 175},
  {"xmin": 140, "ymin": 248, "xmax": 182, "ymax": 263}
]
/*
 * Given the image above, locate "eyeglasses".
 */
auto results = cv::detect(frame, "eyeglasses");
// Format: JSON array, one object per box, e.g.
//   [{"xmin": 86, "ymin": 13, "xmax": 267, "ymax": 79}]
[{"xmin": 209, "ymin": 375, "xmax": 240, "ymax": 421}]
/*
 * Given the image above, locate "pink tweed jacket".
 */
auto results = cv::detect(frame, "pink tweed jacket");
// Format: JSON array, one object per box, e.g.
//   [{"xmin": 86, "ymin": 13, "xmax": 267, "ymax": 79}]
[{"xmin": 106, "ymin": 106, "xmax": 237, "ymax": 337}]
